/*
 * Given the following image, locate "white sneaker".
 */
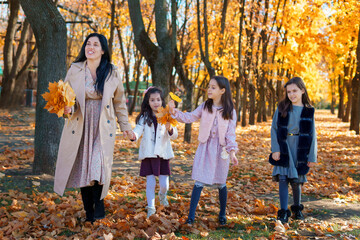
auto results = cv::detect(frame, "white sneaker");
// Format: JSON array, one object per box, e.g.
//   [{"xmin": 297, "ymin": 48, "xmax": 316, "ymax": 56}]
[
  {"xmin": 146, "ymin": 206, "xmax": 156, "ymax": 218},
  {"xmin": 159, "ymin": 193, "xmax": 169, "ymax": 207}
]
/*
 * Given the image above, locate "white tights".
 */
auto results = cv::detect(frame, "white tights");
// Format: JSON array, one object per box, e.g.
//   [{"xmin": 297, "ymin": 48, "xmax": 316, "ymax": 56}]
[{"xmin": 146, "ymin": 175, "xmax": 169, "ymax": 207}]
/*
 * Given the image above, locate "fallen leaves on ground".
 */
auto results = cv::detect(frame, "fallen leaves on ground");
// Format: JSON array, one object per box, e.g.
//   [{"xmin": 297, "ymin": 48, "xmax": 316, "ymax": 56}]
[{"xmin": 0, "ymin": 109, "xmax": 359, "ymax": 239}]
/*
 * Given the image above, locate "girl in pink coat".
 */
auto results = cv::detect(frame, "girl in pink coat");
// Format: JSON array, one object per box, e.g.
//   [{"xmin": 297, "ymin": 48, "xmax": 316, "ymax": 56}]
[{"xmin": 169, "ymin": 76, "xmax": 238, "ymax": 225}]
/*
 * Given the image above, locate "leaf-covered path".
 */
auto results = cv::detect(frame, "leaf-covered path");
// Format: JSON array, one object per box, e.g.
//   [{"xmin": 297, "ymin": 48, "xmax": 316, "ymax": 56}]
[{"xmin": 0, "ymin": 108, "xmax": 359, "ymax": 239}]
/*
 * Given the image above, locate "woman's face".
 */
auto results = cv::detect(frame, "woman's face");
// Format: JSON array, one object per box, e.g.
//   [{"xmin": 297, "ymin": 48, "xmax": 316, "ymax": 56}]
[
  {"xmin": 286, "ymin": 83, "xmax": 305, "ymax": 106},
  {"xmin": 85, "ymin": 36, "xmax": 104, "ymax": 61}
]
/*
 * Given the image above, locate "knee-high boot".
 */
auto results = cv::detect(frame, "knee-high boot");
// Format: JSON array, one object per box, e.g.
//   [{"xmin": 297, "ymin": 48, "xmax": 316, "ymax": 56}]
[
  {"xmin": 186, "ymin": 185, "xmax": 203, "ymax": 224},
  {"xmin": 93, "ymin": 182, "xmax": 105, "ymax": 220},
  {"xmin": 218, "ymin": 185, "xmax": 227, "ymax": 225},
  {"xmin": 80, "ymin": 186, "xmax": 95, "ymax": 222}
]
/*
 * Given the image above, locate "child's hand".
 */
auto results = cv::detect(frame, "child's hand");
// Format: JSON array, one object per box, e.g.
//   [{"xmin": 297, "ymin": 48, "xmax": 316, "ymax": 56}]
[
  {"xmin": 230, "ymin": 151, "xmax": 238, "ymax": 166},
  {"xmin": 165, "ymin": 122, "xmax": 172, "ymax": 131},
  {"xmin": 307, "ymin": 162, "xmax": 316, "ymax": 167},
  {"xmin": 168, "ymin": 100, "xmax": 176, "ymax": 115},
  {"xmin": 272, "ymin": 152, "xmax": 280, "ymax": 161},
  {"xmin": 64, "ymin": 106, "xmax": 72, "ymax": 115}
]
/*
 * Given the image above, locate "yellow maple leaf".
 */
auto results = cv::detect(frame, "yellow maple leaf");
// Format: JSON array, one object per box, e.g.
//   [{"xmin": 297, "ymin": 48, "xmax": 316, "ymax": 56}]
[
  {"xmin": 169, "ymin": 92, "xmax": 182, "ymax": 103},
  {"xmin": 42, "ymin": 80, "xmax": 76, "ymax": 118}
]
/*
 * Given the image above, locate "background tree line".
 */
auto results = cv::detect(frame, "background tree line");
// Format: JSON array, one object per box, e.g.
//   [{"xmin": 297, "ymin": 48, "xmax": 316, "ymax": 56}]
[{"xmin": 0, "ymin": 0, "xmax": 359, "ymax": 175}]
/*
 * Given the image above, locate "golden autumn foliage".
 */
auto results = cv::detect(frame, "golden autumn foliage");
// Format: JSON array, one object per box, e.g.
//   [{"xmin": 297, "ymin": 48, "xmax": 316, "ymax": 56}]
[
  {"xmin": 42, "ymin": 80, "xmax": 76, "ymax": 118},
  {"xmin": 155, "ymin": 105, "xmax": 178, "ymax": 127},
  {"xmin": 169, "ymin": 92, "xmax": 182, "ymax": 103}
]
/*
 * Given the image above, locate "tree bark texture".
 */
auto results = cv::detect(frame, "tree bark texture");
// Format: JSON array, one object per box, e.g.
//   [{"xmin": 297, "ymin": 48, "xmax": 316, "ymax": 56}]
[
  {"xmin": 128, "ymin": 0, "xmax": 174, "ymax": 96},
  {"xmin": 20, "ymin": 0, "xmax": 67, "ymax": 175},
  {"xmin": 350, "ymin": 25, "xmax": 360, "ymax": 134},
  {"xmin": 0, "ymin": 1, "xmax": 37, "ymax": 108}
]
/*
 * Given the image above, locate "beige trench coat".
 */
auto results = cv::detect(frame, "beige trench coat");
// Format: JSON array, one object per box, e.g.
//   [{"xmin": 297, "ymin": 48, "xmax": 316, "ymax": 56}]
[{"xmin": 54, "ymin": 61, "xmax": 131, "ymax": 199}]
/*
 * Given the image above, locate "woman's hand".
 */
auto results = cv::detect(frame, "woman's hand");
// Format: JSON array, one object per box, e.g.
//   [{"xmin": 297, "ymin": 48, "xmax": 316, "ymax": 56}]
[
  {"xmin": 124, "ymin": 130, "xmax": 136, "ymax": 140},
  {"xmin": 168, "ymin": 100, "xmax": 176, "ymax": 115},
  {"xmin": 230, "ymin": 151, "xmax": 238, "ymax": 166},
  {"xmin": 64, "ymin": 106, "xmax": 72, "ymax": 115},
  {"xmin": 307, "ymin": 162, "xmax": 316, "ymax": 167},
  {"xmin": 272, "ymin": 152, "xmax": 280, "ymax": 161}
]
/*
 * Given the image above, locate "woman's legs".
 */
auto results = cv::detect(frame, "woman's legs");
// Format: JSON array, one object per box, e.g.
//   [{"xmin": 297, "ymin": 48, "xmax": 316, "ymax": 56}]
[
  {"xmin": 80, "ymin": 181, "xmax": 105, "ymax": 222},
  {"xmin": 80, "ymin": 186, "xmax": 94, "ymax": 222},
  {"xmin": 93, "ymin": 182, "xmax": 105, "ymax": 219}
]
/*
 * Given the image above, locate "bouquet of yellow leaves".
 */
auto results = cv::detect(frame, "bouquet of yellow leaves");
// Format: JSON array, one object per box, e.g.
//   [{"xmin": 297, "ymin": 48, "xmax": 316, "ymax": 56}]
[
  {"xmin": 155, "ymin": 92, "xmax": 182, "ymax": 127},
  {"xmin": 156, "ymin": 105, "xmax": 178, "ymax": 126},
  {"xmin": 42, "ymin": 80, "xmax": 76, "ymax": 118}
]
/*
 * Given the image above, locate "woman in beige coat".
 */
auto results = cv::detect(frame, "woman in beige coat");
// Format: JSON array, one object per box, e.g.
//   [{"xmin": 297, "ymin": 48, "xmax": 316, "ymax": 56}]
[{"xmin": 54, "ymin": 33, "xmax": 133, "ymax": 223}]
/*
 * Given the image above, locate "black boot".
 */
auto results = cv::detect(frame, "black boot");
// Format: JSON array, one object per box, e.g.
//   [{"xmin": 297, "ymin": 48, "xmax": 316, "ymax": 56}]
[
  {"xmin": 218, "ymin": 186, "xmax": 227, "ymax": 225},
  {"xmin": 81, "ymin": 186, "xmax": 95, "ymax": 223},
  {"xmin": 93, "ymin": 182, "xmax": 105, "ymax": 220},
  {"xmin": 277, "ymin": 209, "xmax": 291, "ymax": 223},
  {"xmin": 290, "ymin": 204, "xmax": 304, "ymax": 220}
]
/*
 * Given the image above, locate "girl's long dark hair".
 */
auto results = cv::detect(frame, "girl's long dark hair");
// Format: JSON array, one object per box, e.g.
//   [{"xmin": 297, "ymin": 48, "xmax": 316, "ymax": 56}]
[
  {"xmin": 136, "ymin": 87, "xmax": 166, "ymax": 126},
  {"xmin": 74, "ymin": 33, "xmax": 113, "ymax": 95},
  {"xmin": 278, "ymin": 77, "xmax": 312, "ymax": 117},
  {"xmin": 204, "ymin": 76, "xmax": 234, "ymax": 120}
]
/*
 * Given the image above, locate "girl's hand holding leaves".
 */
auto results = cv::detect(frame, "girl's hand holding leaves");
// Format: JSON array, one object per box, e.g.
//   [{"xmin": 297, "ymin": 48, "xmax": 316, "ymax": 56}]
[{"xmin": 156, "ymin": 92, "xmax": 181, "ymax": 126}]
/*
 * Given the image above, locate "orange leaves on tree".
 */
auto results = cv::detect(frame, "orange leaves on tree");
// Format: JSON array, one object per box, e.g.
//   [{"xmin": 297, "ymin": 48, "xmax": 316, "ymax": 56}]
[
  {"xmin": 156, "ymin": 105, "xmax": 178, "ymax": 127},
  {"xmin": 42, "ymin": 80, "xmax": 76, "ymax": 118}
]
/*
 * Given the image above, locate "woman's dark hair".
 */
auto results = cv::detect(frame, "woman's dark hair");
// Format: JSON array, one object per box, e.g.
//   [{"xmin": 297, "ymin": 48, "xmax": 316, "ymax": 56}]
[
  {"xmin": 278, "ymin": 77, "xmax": 312, "ymax": 117},
  {"xmin": 204, "ymin": 75, "xmax": 234, "ymax": 120},
  {"xmin": 74, "ymin": 33, "xmax": 113, "ymax": 95},
  {"xmin": 136, "ymin": 87, "xmax": 166, "ymax": 126}
]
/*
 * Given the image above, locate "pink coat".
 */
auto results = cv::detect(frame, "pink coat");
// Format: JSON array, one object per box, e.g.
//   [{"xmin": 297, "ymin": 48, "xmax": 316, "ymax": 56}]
[
  {"xmin": 198, "ymin": 108, "xmax": 229, "ymax": 146},
  {"xmin": 173, "ymin": 103, "xmax": 238, "ymax": 184}
]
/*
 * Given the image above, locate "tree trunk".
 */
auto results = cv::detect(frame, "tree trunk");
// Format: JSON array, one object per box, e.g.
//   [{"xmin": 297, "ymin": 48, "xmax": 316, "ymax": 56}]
[
  {"xmin": 174, "ymin": 48, "xmax": 193, "ymax": 143},
  {"xmin": 116, "ymin": 26, "xmax": 131, "ymax": 96},
  {"xmin": 350, "ymin": 25, "xmax": 360, "ymax": 134},
  {"xmin": 128, "ymin": 0, "xmax": 174, "ymax": 96},
  {"xmin": 20, "ymin": 0, "xmax": 67, "ymax": 175},
  {"xmin": 196, "ymin": 0, "xmax": 215, "ymax": 77},
  {"xmin": 241, "ymin": 76, "xmax": 248, "ymax": 127},
  {"xmin": 0, "ymin": 0, "xmax": 36, "ymax": 109},
  {"xmin": 236, "ymin": 0, "xmax": 245, "ymax": 122},
  {"xmin": 249, "ymin": 83, "xmax": 256, "ymax": 125},
  {"xmin": 258, "ymin": 0, "xmax": 269, "ymax": 123},
  {"xmin": 343, "ymin": 52, "xmax": 352, "ymax": 122},
  {"xmin": 338, "ymin": 75, "xmax": 344, "ymax": 119},
  {"xmin": 330, "ymin": 77, "xmax": 336, "ymax": 114},
  {"xmin": 108, "ymin": 0, "xmax": 116, "ymax": 59},
  {"xmin": 129, "ymin": 55, "xmax": 143, "ymax": 115}
]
